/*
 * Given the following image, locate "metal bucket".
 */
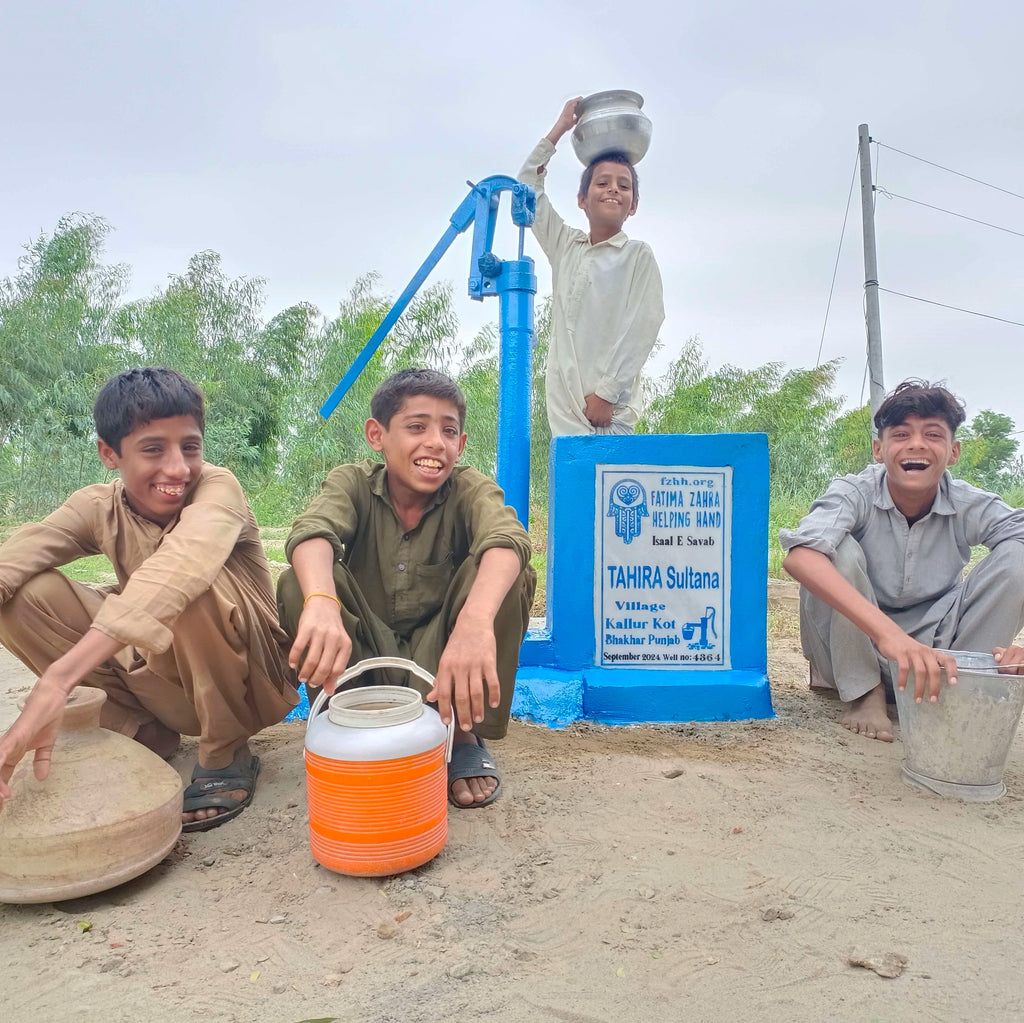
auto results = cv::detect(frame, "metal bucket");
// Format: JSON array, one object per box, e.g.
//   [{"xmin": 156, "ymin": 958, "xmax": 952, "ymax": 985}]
[
  {"xmin": 571, "ymin": 90, "xmax": 652, "ymax": 167},
  {"xmin": 893, "ymin": 650, "xmax": 1024, "ymax": 801}
]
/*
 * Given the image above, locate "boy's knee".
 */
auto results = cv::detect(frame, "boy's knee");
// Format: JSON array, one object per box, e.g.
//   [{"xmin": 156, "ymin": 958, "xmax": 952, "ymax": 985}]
[
  {"xmin": 22, "ymin": 568, "xmax": 75, "ymax": 602},
  {"xmin": 0, "ymin": 570, "xmax": 74, "ymax": 621},
  {"xmin": 831, "ymin": 536, "xmax": 868, "ymax": 581},
  {"xmin": 966, "ymin": 541, "xmax": 1024, "ymax": 601},
  {"xmin": 276, "ymin": 568, "xmax": 303, "ymax": 636},
  {"xmin": 987, "ymin": 541, "xmax": 1024, "ymax": 580},
  {"xmin": 496, "ymin": 562, "xmax": 536, "ymax": 618},
  {"xmin": 520, "ymin": 563, "xmax": 538, "ymax": 608}
]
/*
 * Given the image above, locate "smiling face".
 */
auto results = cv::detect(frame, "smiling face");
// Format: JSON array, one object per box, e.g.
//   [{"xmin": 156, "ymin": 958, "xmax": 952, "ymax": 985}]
[
  {"xmin": 873, "ymin": 415, "xmax": 961, "ymax": 517},
  {"xmin": 97, "ymin": 415, "xmax": 204, "ymax": 526},
  {"xmin": 364, "ymin": 395, "xmax": 467, "ymax": 509},
  {"xmin": 578, "ymin": 160, "xmax": 637, "ymax": 240}
]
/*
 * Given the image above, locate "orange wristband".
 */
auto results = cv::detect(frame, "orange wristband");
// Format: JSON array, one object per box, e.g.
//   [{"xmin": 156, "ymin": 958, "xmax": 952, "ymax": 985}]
[{"xmin": 303, "ymin": 591, "xmax": 342, "ymax": 610}]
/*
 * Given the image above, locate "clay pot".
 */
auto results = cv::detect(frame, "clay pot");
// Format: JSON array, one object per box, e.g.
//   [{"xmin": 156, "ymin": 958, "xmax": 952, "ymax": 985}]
[{"xmin": 0, "ymin": 687, "xmax": 183, "ymax": 903}]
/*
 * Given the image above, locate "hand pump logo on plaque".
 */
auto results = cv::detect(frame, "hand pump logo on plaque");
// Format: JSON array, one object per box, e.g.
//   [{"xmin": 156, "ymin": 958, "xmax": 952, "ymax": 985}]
[{"xmin": 597, "ymin": 466, "xmax": 732, "ymax": 668}]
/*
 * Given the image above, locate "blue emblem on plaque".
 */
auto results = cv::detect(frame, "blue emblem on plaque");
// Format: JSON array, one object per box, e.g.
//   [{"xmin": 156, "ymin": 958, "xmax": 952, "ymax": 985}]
[
  {"xmin": 606, "ymin": 478, "xmax": 649, "ymax": 544},
  {"xmin": 682, "ymin": 606, "xmax": 718, "ymax": 650}
]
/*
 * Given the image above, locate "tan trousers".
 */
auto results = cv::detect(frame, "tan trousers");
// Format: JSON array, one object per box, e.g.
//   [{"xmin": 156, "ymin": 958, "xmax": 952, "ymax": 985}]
[
  {"xmin": 277, "ymin": 558, "xmax": 536, "ymax": 740},
  {"xmin": 0, "ymin": 570, "xmax": 298, "ymax": 768}
]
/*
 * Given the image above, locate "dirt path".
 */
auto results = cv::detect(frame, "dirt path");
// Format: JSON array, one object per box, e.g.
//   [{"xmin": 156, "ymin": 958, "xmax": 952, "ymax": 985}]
[{"xmin": 2, "ymin": 597, "xmax": 1024, "ymax": 1023}]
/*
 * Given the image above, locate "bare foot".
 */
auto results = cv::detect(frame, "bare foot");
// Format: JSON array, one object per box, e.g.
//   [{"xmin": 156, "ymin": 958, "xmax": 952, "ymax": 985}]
[
  {"xmin": 840, "ymin": 684, "xmax": 894, "ymax": 742},
  {"xmin": 134, "ymin": 720, "xmax": 181, "ymax": 760},
  {"xmin": 449, "ymin": 732, "xmax": 499, "ymax": 807},
  {"xmin": 182, "ymin": 788, "xmax": 248, "ymax": 827}
]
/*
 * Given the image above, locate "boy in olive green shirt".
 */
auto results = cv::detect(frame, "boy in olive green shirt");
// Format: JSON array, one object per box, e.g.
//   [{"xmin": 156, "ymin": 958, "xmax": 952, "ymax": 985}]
[{"xmin": 277, "ymin": 369, "xmax": 535, "ymax": 807}]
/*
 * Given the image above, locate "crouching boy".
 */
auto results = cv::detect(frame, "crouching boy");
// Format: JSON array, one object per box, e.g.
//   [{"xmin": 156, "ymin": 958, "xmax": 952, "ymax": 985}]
[
  {"xmin": 277, "ymin": 369, "xmax": 535, "ymax": 807},
  {"xmin": 781, "ymin": 380, "xmax": 1024, "ymax": 742},
  {"xmin": 0, "ymin": 368, "xmax": 298, "ymax": 830}
]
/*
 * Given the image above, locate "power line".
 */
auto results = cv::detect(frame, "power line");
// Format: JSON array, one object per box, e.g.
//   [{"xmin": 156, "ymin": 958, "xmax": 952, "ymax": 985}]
[
  {"xmin": 878, "ymin": 287, "xmax": 1024, "ymax": 328},
  {"xmin": 817, "ymin": 149, "xmax": 859, "ymax": 367},
  {"xmin": 874, "ymin": 140, "xmax": 1024, "ymax": 202},
  {"xmin": 875, "ymin": 188, "xmax": 1024, "ymax": 239}
]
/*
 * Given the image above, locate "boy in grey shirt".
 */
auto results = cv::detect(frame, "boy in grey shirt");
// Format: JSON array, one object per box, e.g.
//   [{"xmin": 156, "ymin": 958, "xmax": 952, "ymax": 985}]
[{"xmin": 780, "ymin": 380, "xmax": 1024, "ymax": 741}]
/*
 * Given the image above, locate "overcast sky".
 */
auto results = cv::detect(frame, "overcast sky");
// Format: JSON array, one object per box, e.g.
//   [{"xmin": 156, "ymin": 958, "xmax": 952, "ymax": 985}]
[{"xmin": 3, "ymin": 1, "xmax": 1022, "ymax": 433}]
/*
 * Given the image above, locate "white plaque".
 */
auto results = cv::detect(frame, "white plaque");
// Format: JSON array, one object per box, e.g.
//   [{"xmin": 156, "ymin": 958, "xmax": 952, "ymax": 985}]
[{"xmin": 596, "ymin": 465, "xmax": 732, "ymax": 668}]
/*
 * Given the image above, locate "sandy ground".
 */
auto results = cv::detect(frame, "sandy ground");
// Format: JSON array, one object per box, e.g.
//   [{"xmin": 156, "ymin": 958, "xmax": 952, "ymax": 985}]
[{"xmin": 2, "ymin": 587, "xmax": 1024, "ymax": 1023}]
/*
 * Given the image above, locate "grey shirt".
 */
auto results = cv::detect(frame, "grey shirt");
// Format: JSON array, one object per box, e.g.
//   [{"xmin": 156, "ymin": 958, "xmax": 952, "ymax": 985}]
[{"xmin": 779, "ymin": 463, "xmax": 1024, "ymax": 613}]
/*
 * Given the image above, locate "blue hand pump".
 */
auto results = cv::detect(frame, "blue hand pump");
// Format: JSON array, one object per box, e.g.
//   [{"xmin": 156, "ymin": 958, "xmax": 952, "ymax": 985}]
[{"xmin": 318, "ymin": 176, "xmax": 537, "ymax": 526}]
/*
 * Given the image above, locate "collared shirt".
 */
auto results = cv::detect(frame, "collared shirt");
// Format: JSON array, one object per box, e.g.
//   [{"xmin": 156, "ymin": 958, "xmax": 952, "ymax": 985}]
[
  {"xmin": 0, "ymin": 463, "xmax": 287, "ymax": 661},
  {"xmin": 779, "ymin": 463, "xmax": 1024, "ymax": 612},
  {"xmin": 518, "ymin": 139, "xmax": 665, "ymax": 436},
  {"xmin": 284, "ymin": 460, "xmax": 531, "ymax": 638}
]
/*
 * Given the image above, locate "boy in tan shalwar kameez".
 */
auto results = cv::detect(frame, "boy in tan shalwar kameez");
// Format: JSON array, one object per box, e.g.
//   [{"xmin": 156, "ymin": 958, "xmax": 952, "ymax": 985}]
[{"xmin": 0, "ymin": 368, "xmax": 297, "ymax": 831}]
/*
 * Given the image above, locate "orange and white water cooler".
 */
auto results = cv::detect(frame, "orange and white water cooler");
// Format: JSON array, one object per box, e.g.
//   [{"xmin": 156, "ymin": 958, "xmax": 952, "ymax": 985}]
[{"xmin": 304, "ymin": 656, "xmax": 453, "ymax": 877}]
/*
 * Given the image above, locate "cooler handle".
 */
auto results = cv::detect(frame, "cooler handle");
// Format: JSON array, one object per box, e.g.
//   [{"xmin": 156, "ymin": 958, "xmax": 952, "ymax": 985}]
[{"xmin": 305, "ymin": 655, "xmax": 455, "ymax": 763}]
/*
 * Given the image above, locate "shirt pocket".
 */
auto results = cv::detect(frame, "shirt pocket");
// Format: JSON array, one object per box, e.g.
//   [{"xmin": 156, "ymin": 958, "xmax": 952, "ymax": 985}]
[{"xmin": 406, "ymin": 551, "xmax": 454, "ymax": 620}]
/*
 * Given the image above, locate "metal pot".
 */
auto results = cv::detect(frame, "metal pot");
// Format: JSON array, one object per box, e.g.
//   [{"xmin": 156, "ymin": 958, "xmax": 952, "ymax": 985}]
[{"xmin": 571, "ymin": 90, "xmax": 652, "ymax": 167}]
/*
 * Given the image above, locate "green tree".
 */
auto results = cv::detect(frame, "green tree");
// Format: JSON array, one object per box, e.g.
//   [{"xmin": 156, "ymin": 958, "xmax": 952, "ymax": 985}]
[
  {"xmin": 828, "ymin": 404, "xmax": 873, "ymax": 478},
  {"xmin": 641, "ymin": 338, "xmax": 843, "ymax": 499},
  {"xmin": 953, "ymin": 410, "xmax": 1021, "ymax": 491},
  {"xmin": 0, "ymin": 215, "xmax": 127, "ymax": 519},
  {"xmin": 279, "ymin": 276, "xmax": 472, "ymax": 515},
  {"xmin": 114, "ymin": 251, "xmax": 301, "ymax": 490}
]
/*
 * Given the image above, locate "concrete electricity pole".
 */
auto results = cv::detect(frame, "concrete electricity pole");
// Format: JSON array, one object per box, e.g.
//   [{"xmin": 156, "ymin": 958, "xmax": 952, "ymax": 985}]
[{"xmin": 858, "ymin": 123, "xmax": 885, "ymax": 432}]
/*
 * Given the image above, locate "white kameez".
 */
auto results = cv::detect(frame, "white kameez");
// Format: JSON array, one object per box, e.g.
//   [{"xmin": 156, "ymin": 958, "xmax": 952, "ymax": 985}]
[{"xmin": 519, "ymin": 139, "xmax": 665, "ymax": 437}]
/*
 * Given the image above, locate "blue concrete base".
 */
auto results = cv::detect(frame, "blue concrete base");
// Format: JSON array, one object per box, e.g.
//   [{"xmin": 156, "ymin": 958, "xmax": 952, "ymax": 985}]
[
  {"xmin": 512, "ymin": 662, "xmax": 773, "ymax": 728},
  {"xmin": 508, "ymin": 433, "xmax": 774, "ymax": 730},
  {"xmin": 510, "ymin": 667, "xmax": 585, "ymax": 727},
  {"xmin": 516, "ymin": 625, "xmax": 776, "ymax": 727},
  {"xmin": 581, "ymin": 667, "xmax": 773, "ymax": 725},
  {"xmin": 284, "ymin": 668, "xmax": 772, "ymax": 728}
]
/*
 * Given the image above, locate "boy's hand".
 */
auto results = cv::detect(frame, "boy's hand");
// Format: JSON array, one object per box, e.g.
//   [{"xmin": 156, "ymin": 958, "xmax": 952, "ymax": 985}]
[
  {"xmin": 994, "ymin": 645, "xmax": 1024, "ymax": 674},
  {"xmin": 875, "ymin": 627, "xmax": 958, "ymax": 703},
  {"xmin": 584, "ymin": 393, "xmax": 614, "ymax": 428},
  {"xmin": 289, "ymin": 597, "xmax": 352, "ymax": 694},
  {"xmin": 546, "ymin": 96, "xmax": 582, "ymax": 145},
  {"xmin": 0, "ymin": 680, "xmax": 67, "ymax": 814},
  {"xmin": 427, "ymin": 612, "xmax": 499, "ymax": 731}
]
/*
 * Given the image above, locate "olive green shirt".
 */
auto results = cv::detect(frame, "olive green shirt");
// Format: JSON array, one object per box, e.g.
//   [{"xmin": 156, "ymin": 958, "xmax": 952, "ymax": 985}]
[{"xmin": 285, "ymin": 460, "xmax": 531, "ymax": 638}]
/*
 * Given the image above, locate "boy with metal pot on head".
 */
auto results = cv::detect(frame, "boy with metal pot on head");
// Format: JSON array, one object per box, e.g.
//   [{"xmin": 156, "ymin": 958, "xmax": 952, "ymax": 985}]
[
  {"xmin": 0, "ymin": 368, "xmax": 298, "ymax": 830},
  {"xmin": 780, "ymin": 379, "xmax": 1024, "ymax": 742},
  {"xmin": 519, "ymin": 97, "xmax": 665, "ymax": 437},
  {"xmin": 277, "ymin": 368, "xmax": 535, "ymax": 808}
]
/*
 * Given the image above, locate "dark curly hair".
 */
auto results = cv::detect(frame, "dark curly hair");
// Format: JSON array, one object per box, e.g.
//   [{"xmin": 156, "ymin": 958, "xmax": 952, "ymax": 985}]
[{"xmin": 874, "ymin": 379, "xmax": 967, "ymax": 436}]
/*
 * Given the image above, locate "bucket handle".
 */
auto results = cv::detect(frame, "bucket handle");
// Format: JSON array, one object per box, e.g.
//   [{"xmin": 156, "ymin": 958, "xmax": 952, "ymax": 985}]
[{"xmin": 305, "ymin": 656, "xmax": 455, "ymax": 763}]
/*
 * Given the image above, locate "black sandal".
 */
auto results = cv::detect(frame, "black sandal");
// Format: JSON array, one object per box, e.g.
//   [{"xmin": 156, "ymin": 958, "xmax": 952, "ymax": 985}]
[
  {"xmin": 447, "ymin": 738, "xmax": 502, "ymax": 809},
  {"xmin": 181, "ymin": 745, "xmax": 261, "ymax": 833}
]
